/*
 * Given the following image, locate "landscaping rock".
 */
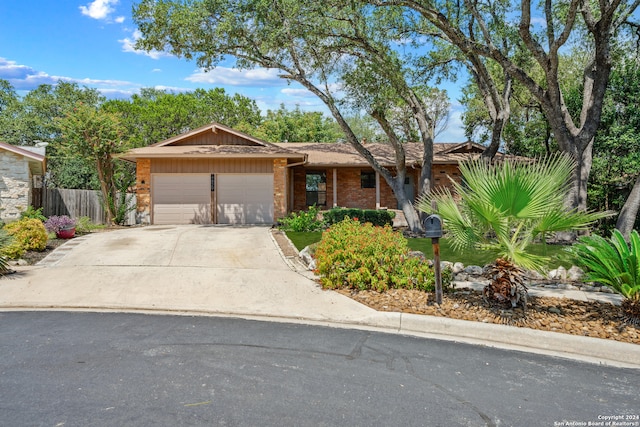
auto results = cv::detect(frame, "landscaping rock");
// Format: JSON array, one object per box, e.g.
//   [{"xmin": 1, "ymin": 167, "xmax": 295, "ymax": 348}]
[
  {"xmin": 299, "ymin": 246, "xmax": 316, "ymax": 270},
  {"xmin": 455, "ymin": 273, "xmax": 469, "ymax": 281},
  {"xmin": 336, "ymin": 287, "xmax": 639, "ymax": 345},
  {"xmin": 567, "ymin": 266, "xmax": 584, "ymax": 281},
  {"xmin": 452, "ymin": 262, "xmax": 465, "ymax": 274},
  {"xmin": 525, "ymin": 270, "xmax": 545, "ymax": 281},
  {"xmin": 548, "ymin": 266, "xmax": 568, "ymax": 281},
  {"xmin": 463, "ymin": 265, "xmax": 484, "ymax": 276}
]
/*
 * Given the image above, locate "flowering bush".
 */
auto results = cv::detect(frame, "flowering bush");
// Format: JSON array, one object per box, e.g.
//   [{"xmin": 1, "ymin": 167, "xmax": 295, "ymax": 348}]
[
  {"xmin": 2, "ymin": 218, "xmax": 48, "ymax": 258},
  {"xmin": 314, "ymin": 217, "xmax": 449, "ymax": 292},
  {"xmin": 44, "ymin": 215, "xmax": 77, "ymax": 233}
]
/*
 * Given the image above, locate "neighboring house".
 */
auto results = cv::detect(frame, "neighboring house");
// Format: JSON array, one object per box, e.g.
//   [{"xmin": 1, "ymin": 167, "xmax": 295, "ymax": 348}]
[
  {"xmin": 121, "ymin": 122, "xmax": 496, "ymax": 225},
  {"xmin": 0, "ymin": 142, "xmax": 46, "ymax": 222}
]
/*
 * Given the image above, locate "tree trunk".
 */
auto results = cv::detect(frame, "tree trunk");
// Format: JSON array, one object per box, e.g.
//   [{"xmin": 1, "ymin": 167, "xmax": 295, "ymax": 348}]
[
  {"xmin": 95, "ymin": 156, "xmax": 116, "ymax": 225},
  {"xmin": 565, "ymin": 139, "xmax": 593, "ymax": 211},
  {"xmin": 616, "ymin": 175, "xmax": 640, "ymax": 239},
  {"xmin": 392, "ymin": 179, "xmax": 422, "ymax": 231}
]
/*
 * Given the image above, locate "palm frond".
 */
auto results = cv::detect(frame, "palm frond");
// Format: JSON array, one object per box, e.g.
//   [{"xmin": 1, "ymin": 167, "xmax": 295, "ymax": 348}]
[{"xmin": 571, "ymin": 230, "xmax": 640, "ymax": 299}]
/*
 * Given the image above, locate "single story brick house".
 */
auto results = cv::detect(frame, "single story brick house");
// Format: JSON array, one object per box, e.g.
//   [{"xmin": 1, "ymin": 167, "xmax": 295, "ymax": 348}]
[
  {"xmin": 0, "ymin": 141, "xmax": 46, "ymax": 222},
  {"xmin": 121, "ymin": 122, "xmax": 491, "ymax": 225}
]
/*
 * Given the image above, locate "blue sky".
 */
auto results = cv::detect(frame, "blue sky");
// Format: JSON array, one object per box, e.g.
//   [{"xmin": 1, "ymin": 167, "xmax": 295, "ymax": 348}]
[{"xmin": 0, "ymin": 0, "xmax": 467, "ymax": 142}]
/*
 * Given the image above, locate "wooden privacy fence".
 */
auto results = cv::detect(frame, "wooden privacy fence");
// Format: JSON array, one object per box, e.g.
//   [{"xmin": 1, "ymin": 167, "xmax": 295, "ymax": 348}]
[{"xmin": 41, "ymin": 188, "xmax": 137, "ymax": 225}]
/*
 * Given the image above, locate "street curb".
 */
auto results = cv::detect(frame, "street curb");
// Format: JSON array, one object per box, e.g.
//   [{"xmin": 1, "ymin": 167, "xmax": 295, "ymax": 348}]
[
  {"xmin": 2, "ymin": 304, "xmax": 638, "ymax": 369},
  {"xmin": 266, "ymin": 229, "xmax": 640, "ymax": 369}
]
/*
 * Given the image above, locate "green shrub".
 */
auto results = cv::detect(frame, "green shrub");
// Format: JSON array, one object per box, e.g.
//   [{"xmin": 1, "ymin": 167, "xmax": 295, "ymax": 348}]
[
  {"xmin": 3, "ymin": 218, "xmax": 48, "ymax": 258},
  {"xmin": 0, "ymin": 229, "xmax": 13, "ymax": 274},
  {"xmin": 314, "ymin": 217, "xmax": 447, "ymax": 292},
  {"xmin": 20, "ymin": 206, "xmax": 47, "ymax": 222},
  {"xmin": 279, "ymin": 205, "xmax": 325, "ymax": 232},
  {"xmin": 571, "ymin": 229, "xmax": 640, "ymax": 301},
  {"xmin": 323, "ymin": 208, "xmax": 395, "ymax": 227},
  {"xmin": 75, "ymin": 216, "xmax": 105, "ymax": 234}
]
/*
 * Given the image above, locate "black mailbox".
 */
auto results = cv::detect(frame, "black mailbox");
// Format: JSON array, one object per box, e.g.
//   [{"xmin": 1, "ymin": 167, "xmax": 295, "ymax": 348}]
[{"xmin": 424, "ymin": 214, "xmax": 443, "ymax": 238}]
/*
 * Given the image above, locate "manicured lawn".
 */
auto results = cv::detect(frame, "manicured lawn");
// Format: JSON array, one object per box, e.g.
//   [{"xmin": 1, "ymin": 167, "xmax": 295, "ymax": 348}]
[
  {"xmin": 285, "ymin": 231, "xmax": 573, "ymax": 269},
  {"xmin": 286, "ymin": 231, "xmax": 323, "ymax": 251}
]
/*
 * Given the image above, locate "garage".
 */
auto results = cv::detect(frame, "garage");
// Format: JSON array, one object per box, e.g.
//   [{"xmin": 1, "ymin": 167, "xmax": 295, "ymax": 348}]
[
  {"xmin": 216, "ymin": 174, "xmax": 274, "ymax": 224},
  {"xmin": 152, "ymin": 174, "xmax": 212, "ymax": 225}
]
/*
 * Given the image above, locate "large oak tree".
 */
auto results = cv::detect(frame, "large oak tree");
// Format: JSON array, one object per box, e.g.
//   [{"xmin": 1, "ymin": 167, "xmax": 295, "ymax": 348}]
[{"xmin": 370, "ymin": 0, "xmax": 640, "ymax": 212}]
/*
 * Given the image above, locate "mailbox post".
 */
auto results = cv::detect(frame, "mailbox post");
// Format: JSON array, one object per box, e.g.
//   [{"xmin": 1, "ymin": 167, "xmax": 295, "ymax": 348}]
[{"xmin": 424, "ymin": 214, "xmax": 443, "ymax": 305}]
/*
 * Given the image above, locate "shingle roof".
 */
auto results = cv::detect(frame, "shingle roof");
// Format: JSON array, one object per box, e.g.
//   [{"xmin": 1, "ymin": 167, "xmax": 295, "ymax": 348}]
[
  {"xmin": 271, "ymin": 142, "xmax": 507, "ymax": 167},
  {"xmin": 0, "ymin": 141, "xmax": 46, "ymax": 174},
  {"xmin": 120, "ymin": 143, "xmax": 306, "ymax": 161}
]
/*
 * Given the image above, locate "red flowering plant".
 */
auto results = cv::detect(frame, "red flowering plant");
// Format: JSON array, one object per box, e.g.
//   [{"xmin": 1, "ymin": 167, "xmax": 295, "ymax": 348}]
[{"xmin": 314, "ymin": 217, "xmax": 451, "ymax": 292}]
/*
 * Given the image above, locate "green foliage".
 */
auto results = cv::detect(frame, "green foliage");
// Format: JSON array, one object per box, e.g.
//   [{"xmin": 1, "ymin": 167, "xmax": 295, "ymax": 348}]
[
  {"xmin": 250, "ymin": 105, "xmax": 341, "ymax": 143},
  {"xmin": 20, "ymin": 206, "xmax": 47, "ymax": 222},
  {"xmin": 286, "ymin": 231, "xmax": 572, "ymax": 269},
  {"xmin": 0, "ymin": 229, "xmax": 13, "ymax": 274},
  {"xmin": 56, "ymin": 103, "xmax": 128, "ymax": 224},
  {"xmin": 285, "ymin": 231, "xmax": 323, "ymax": 251},
  {"xmin": 570, "ymin": 230, "xmax": 640, "ymax": 301},
  {"xmin": 2, "ymin": 218, "xmax": 48, "ymax": 258},
  {"xmin": 102, "ymin": 87, "xmax": 263, "ymax": 147},
  {"xmin": 74, "ymin": 216, "xmax": 105, "ymax": 234},
  {"xmin": 587, "ymin": 55, "xmax": 640, "ymax": 233},
  {"xmin": 417, "ymin": 155, "xmax": 609, "ymax": 271},
  {"xmin": 323, "ymin": 208, "xmax": 396, "ymax": 227},
  {"xmin": 314, "ymin": 218, "xmax": 448, "ymax": 292},
  {"xmin": 278, "ymin": 205, "xmax": 325, "ymax": 232}
]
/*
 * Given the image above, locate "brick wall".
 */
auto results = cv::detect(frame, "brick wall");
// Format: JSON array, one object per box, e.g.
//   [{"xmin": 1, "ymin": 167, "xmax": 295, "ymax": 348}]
[
  {"xmin": 136, "ymin": 158, "xmax": 151, "ymax": 224},
  {"xmin": 0, "ymin": 151, "xmax": 31, "ymax": 221},
  {"xmin": 432, "ymin": 164, "xmax": 462, "ymax": 192},
  {"xmin": 289, "ymin": 164, "xmax": 461, "ymax": 214}
]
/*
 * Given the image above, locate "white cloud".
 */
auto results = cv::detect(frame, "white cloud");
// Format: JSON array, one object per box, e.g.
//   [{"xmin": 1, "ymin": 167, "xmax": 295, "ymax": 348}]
[
  {"xmin": 153, "ymin": 85, "xmax": 191, "ymax": 93},
  {"xmin": 434, "ymin": 107, "xmax": 466, "ymax": 143},
  {"xmin": 79, "ymin": 0, "xmax": 119, "ymax": 20},
  {"xmin": 119, "ymin": 30, "xmax": 170, "ymax": 59},
  {"xmin": 186, "ymin": 67, "xmax": 284, "ymax": 87},
  {"xmin": 0, "ymin": 57, "xmax": 140, "ymax": 97},
  {"xmin": 115, "ymin": 16, "xmax": 125, "ymax": 24},
  {"xmin": 280, "ymin": 88, "xmax": 313, "ymax": 97},
  {"xmin": 151, "ymin": 68, "xmax": 162, "ymax": 73}
]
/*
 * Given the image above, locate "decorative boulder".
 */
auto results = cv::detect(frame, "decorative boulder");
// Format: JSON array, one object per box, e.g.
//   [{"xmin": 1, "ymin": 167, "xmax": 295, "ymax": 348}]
[
  {"xmin": 567, "ymin": 266, "xmax": 584, "ymax": 282},
  {"xmin": 299, "ymin": 246, "xmax": 316, "ymax": 270},
  {"xmin": 463, "ymin": 265, "xmax": 484, "ymax": 276},
  {"xmin": 452, "ymin": 262, "xmax": 465, "ymax": 274}
]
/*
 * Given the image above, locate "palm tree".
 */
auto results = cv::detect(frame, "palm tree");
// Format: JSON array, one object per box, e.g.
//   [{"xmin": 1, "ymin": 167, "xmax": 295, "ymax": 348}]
[{"xmin": 416, "ymin": 154, "xmax": 608, "ymax": 310}]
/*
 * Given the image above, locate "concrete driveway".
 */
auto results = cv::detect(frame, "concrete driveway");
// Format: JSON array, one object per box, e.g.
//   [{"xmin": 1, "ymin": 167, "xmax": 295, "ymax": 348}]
[
  {"xmin": 2, "ymin": 225, "xmax": 639, "ymax": 368},
  {"xmin": 0, "ymin": 226, "xmax": 379, "ymax": 323}
]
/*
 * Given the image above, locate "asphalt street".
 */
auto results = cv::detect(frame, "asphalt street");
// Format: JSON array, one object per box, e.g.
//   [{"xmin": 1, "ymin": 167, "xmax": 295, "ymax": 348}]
[{"xmin": 0, "ymin": 312, "xmax": 638, "ymax": 426}]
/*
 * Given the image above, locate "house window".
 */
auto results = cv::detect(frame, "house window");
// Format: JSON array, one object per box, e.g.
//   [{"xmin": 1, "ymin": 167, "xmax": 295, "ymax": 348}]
[
  {"xmin": 361, "ymin": 171, "xmax": 376, "ymax": 188},
  {"xmin": 306, "ymin": 171, "xmax": 327, "ymax": 206}
]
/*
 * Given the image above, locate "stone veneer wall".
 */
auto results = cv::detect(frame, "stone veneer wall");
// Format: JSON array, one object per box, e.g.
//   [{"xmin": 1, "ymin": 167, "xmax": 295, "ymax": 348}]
[
  {"xmin": 273, "ymin": 158, "xmax": 287, "ymax": 220},
  {"xmin": 0, "ymin": 151, "xmax": 31, "ymax": 222},
  {"xmin": 136, "ymin": 158, "xmax": 151, "ymax": 224}
]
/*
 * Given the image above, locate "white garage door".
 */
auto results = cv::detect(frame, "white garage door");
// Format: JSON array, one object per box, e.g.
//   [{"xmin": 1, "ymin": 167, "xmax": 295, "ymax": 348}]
[
  {"xmin": 152, "ymin": 174, "xmax": 211, "ymax": 225},
  {"xmin": 216, "ymin": 174, "xmax": 274, "ymax": 224}
]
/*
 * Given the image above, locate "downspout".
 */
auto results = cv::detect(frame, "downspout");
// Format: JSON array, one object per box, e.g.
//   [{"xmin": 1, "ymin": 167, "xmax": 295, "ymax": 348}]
[{"xmin": 284, "ymin": 154, "xmax": 308, "ymax": 212}]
